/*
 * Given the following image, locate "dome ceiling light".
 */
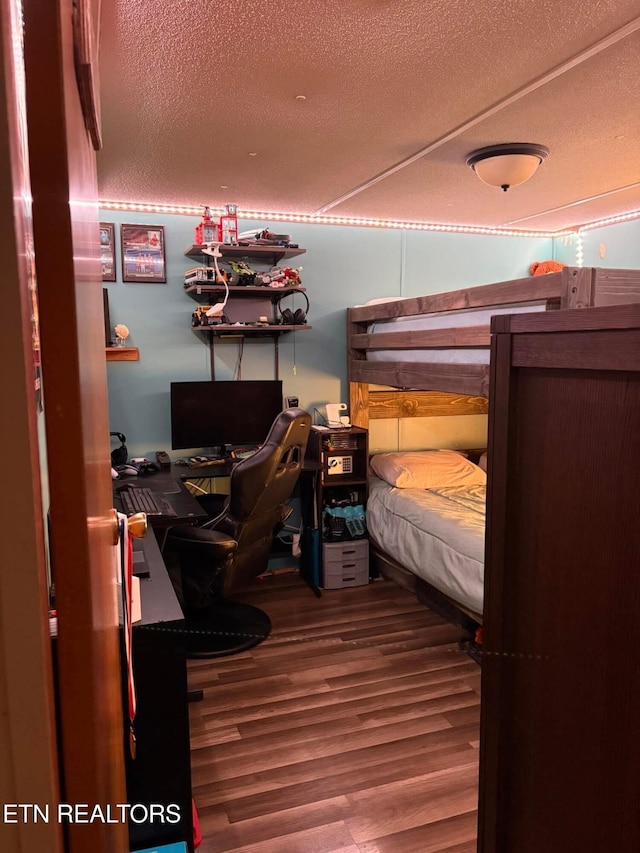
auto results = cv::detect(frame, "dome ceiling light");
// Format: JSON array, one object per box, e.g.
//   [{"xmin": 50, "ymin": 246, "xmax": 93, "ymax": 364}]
[{"xmin": 466, "ymin": 143, "xmax": 550, "ymax": 192}]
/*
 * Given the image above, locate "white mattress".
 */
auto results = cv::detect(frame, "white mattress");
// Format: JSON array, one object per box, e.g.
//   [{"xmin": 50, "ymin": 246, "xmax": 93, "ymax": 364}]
[
  {"xmin": 367, "ymin": 301, "xmax": 546, "ymax": 364},
  {"xmin": 366, "ymin": 474, "xmax": 486, "ymax": 614}
]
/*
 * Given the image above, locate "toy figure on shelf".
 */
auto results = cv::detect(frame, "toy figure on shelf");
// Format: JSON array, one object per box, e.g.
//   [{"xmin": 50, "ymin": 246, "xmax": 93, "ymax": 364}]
[
  {"xmin": 191, "ymin": 305, "xmax": 227, "ymax": 327},
  {"xmin": 227, "ymin": 259, "xmax": 257, "ymax": 286},
  {"xmin": 258, "ymin": 265, "xmax": 303, "ymax": 287},
  {"xmin": 283, "ymin": 266, "xmax": 303, "ymax": 286},
  {"xmin": 194, "ymin": 206, "xmax": 219, "ymax": 245},
  {"xmin": 220, "ymin": 203, "xmax": 238, "ymax": 245}
]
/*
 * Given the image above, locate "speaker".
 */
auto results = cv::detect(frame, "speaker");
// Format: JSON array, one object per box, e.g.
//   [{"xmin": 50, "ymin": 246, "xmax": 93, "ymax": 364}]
[
  {"xmin": 276, "ymin": 290, "xmax": 309, "ymax": 326},
  {"xmin": 110, "ymin": 432, "xmax": 128, "ymax": 467}
]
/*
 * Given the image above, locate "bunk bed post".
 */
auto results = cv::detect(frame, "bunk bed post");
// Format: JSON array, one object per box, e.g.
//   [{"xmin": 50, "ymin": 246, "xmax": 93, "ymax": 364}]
[
  {"xmin": 477, "ymin": 313, "xmax": 516, "ymax": 853},
  {"xmin": 349, "ymin": 382, "xmax": 369, "ymax": 429},
  {"xmin": 560, "ymin": 266, "xmax": 595, "ymax": 309},
  {"xmin": 347, "ymin": 307, "xmax": 370, "ymax": 429}
]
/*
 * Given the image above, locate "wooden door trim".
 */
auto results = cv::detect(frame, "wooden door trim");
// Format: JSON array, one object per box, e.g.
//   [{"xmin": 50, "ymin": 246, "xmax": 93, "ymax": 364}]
[
  {"xmin": 0, "ymin": 2, "xmax": 63, "ymax": 848},
  {"xmin": 23, "ymin": 0, "xmax": 127, "ymax": 849}
]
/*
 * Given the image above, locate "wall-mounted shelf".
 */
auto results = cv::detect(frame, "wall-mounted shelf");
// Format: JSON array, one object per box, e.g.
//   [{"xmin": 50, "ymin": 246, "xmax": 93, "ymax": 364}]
[
  {"xmin": 192, "ymin": 324, "xmax": 311, "ymax": 337},
  {"xmin": 106, "ymin": 347, "xmax": 139, "ymax": 361},
  {"xmin": 184, "ymin": 244, "xmax": 306, "ymax": 264},
  {"xmin": 184, "ymin": 284, "xmax": 306, "ymax": 302},
  {"xmin": 184, "ymin": 243, "xmax": 309, "ymax": 380}
]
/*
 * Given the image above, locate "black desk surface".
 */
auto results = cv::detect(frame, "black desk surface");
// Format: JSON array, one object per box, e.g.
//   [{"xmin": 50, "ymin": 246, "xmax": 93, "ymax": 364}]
[
  {"xmin": 114, "ymin": 466, "xmax": 208, "ymax": 528},
  {"xmin": 174, "ymin": 458, "xmax": 322, "ymax": 477},
  {"xmin": 133, "ymin": 532, "xmax": 183, "ymax": 626},
  {"xmin": 114, "ymin": 458, "xmax": 319, "ymax": 528},
  {"xmin": 174, "ymin": 459, "xmax": 236, "ymax": 478}
]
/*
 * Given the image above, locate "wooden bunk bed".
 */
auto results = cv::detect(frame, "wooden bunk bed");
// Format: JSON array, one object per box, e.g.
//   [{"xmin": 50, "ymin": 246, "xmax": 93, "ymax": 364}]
[{"xmin": 347, "ymin": 266, "xmax": 640, "ymax": 633}]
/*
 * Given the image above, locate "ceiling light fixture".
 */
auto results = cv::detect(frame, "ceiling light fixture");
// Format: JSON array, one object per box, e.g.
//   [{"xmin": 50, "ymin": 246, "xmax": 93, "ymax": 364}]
[{"xmin": 466, "ymin": 143, "xmax": 549, "ymax": 192}]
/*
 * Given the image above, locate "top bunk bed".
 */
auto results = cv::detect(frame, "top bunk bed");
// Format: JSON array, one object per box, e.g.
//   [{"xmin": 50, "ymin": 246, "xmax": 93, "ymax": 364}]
[{"xmin": 347, "ymin": 266, "xmax": 640, "ymax": 427}]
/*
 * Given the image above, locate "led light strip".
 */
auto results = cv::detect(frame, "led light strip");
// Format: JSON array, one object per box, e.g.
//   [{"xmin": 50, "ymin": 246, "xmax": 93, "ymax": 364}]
[
  {"xmin": 100, "ymin": 200, "xmax": 208, "ymax": 216},
  {"xmin": 99, "ymin": 200, "xmax": 563, "ymax": 239},
  {"xmin": 578, "ymin": 209, "xmax": 640, "ymax": 232}
]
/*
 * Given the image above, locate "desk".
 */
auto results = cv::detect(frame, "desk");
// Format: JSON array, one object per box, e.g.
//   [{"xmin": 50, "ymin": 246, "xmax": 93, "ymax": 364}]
[
  {"xmin": 174, "ymin": 457, "xmax": 321, "ymax": 478},
  {"xmin": 125, "ymin": 531, "xmax": 194, "ymax": 852},
  {"xmin": 113, "ymin": 467, "xmax": 208, "ymax": 531}
]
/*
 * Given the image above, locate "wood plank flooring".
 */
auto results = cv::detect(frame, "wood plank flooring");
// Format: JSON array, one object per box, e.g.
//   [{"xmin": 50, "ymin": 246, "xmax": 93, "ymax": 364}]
[{"xmin": 188, "ymin": 573, "xmax": 481, "ymax": 853}]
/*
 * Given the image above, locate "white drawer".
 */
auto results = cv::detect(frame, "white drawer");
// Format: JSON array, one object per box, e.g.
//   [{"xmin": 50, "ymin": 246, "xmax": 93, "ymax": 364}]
[{"xmin": 322, "ymin": 540, "xmax": 369, "ymax": 588}]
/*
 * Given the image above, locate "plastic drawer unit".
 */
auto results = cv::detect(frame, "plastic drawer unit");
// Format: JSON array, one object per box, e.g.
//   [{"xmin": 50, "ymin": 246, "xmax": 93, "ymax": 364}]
[{"xmin": 322, "ymin": 539, "xmax": 369, "ymax": 589}]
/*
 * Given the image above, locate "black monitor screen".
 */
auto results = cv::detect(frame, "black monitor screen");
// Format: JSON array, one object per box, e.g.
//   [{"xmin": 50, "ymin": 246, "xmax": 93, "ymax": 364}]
[{"xmin": 170, "ymin": 380, "xmax": 283, "ymax": 450}]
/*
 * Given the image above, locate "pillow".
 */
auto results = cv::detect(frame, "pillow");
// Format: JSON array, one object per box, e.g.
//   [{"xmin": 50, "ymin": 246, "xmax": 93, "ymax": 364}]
[
  {"xmin": 478, "ymin": 451, "xmax": 488, "ymax": 472},
  {"xmin": 370, "ymin": 450, "xmax": 486, "ymax": 489}
]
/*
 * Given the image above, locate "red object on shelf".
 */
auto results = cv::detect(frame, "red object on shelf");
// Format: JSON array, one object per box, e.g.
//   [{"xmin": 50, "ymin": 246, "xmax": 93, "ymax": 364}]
[
  {"xmin": 194, "ymin": 206, "xmax": 219, "ymax": 245},
  {"xmin": 192, "ymin": 800, "xmax": 202, "ymax": 848},
  {"xmin": 220, "ymin": 203, "xmax": 238, "ymax": 245}
]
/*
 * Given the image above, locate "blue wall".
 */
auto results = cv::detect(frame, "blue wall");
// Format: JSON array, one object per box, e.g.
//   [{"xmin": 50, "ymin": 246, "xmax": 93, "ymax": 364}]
[
  {"xmin": 104, "ymin": 210, "xmax": 552, "ymax": 457},
  {"xmin": 554, "ymin": 219, "xmax": 640, "ymax": 267},
  {"xmin": 553, "ymin": 232, "xmax": 578, "ymax": 265}
]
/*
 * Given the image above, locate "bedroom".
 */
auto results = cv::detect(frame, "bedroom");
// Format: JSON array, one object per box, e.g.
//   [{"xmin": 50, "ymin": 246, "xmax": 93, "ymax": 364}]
[{"xmin": 2, "ymin": 2, "xmax": 640, "ymax": 853}]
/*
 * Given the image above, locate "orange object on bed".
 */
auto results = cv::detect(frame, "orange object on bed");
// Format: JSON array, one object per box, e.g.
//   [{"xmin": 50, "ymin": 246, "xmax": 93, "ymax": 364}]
[{"xmin": 529, "ymin": 260, "xmax": 566, "ymax": 275}]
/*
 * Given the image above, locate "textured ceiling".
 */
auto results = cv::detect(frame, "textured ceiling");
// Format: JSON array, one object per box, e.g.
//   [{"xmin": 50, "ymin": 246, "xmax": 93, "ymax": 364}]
[{"xmin": 97, "ymin": 1, "xmax": 640, "ymax": 233}]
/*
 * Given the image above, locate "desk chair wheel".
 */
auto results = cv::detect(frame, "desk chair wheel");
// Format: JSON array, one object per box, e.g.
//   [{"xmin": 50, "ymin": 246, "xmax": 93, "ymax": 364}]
[{"xmin": 183, "ymin": 601, "xmax": 271, "ymax": 658}]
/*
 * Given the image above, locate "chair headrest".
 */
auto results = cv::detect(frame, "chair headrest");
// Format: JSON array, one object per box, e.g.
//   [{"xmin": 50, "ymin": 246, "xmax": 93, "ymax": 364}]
[{"xmin": 226, "ymin": 408, "xmax": 312, "ymax": 520}]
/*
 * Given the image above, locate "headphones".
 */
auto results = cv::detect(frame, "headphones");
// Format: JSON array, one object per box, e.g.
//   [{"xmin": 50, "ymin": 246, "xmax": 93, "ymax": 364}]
[
  {"xmin": 276, "ymin": 290, "xmax": 310, "ymax": 326},
  {"xmin": 110, "ymin": 432, "xmax": 128, "ymax": 467}
]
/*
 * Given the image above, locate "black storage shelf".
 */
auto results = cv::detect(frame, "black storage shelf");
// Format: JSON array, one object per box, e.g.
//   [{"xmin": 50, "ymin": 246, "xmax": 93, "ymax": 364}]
[
  {"xmin": 184, "ymin": 244, "xmax": 309, "ymax": 376},
  {"xmin": 301, "ymin": 426, "xmax": 370, "ymax": 590},
  {"xmin": 185, "ymin": 284, "xmax": 307, "ymax": 302},
  {"xmin": 321, "ymin": 476, "xmax": 367, "ymax": 487},
  {"xmin": 184, "ymin": 244, "xmax": 306, "ymax": 264},
  {"xmin": 192, "ymin": 323, "xmax": 311, "ymax": 336}
]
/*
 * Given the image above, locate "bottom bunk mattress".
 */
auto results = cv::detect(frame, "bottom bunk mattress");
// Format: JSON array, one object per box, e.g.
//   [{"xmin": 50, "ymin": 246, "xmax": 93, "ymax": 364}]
[{"xmin": 366, "ymin": 474, "xmax": 486, "ymax": 615}]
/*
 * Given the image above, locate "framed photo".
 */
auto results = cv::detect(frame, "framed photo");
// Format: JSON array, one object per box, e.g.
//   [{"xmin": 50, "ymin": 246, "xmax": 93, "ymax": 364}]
[
  {"xmin": 103, "ymin": 288, "xmax": 114, "ymax": 346},
  {"xmin": 100, "ymin": 222, "xmax": 116, "ymax": 281},
  {"xmin": 121, "ymin": 224, "xmax": 166, "ymax": 283}
]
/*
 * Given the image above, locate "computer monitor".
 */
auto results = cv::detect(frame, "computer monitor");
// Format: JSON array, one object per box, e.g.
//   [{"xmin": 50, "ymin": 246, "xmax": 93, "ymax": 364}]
[{"xmin": 170, "ymin": 379, "xmax": 283, "ymax": 451}]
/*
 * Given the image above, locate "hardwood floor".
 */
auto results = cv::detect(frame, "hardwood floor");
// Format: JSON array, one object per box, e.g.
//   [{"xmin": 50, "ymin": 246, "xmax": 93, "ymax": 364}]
[{"xmin": 188, "ymin": 573, "xmax": 481, "ymax": 853}]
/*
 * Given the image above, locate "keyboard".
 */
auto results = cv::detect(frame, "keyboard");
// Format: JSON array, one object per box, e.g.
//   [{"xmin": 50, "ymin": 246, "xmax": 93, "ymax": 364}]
[{"xmin": 119, "ymin": 487, "xmax": 176, "ymax": 517}]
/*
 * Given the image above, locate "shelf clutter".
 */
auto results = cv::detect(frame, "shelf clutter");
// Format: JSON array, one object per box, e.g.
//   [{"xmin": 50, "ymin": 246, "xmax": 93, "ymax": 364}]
[
  {"xmin": 183, "ymin": 235, "xmax": 310, "ymax": 339},
  {"xmin": 185, "ymin": 243, "xmax": 305, "ymax": 263}
]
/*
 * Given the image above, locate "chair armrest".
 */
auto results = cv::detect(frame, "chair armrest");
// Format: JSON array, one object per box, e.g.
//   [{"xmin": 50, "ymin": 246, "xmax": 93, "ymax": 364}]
[{"xmin": 168, "ymin": 525, "xmax": 238, "ymax": 559}]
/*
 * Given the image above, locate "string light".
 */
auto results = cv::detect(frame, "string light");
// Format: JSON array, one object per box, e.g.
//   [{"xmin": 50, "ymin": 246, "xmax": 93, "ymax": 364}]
[
  {"xmin": 100, "ymin": 199, "xmax": 640, "ymax": 239},
  {"xmin": 578, "ymin": 209, "xmax": 640, "ymax": 232},
  {"xmin": 100, "ymin": 199, "xmax": 569, "ymax": 238}
]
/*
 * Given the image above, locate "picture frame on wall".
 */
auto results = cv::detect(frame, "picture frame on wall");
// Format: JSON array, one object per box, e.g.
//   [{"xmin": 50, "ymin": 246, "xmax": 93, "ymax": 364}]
[
  {"xmin": 100, "ymin": 222, "xmax": 116, "ymax": 281},
  {"xmin": 103, "ymin": 288, "xmax": 114, "ymax": 347},
  {"xmin": 121, "ymin": 224, "xmax": 166, "ymax": 283}
]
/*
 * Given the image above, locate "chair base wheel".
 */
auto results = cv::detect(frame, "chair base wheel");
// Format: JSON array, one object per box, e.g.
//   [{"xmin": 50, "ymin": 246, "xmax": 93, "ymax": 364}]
[{"xmin": 184, "ymin": 601, "xmax": 271, "ymax": 659}]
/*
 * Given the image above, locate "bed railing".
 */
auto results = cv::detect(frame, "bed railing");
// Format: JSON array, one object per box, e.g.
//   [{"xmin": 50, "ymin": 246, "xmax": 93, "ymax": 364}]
[{"xmin": 348, "ymin": 267, "xmax": 640, "ymax": 427}]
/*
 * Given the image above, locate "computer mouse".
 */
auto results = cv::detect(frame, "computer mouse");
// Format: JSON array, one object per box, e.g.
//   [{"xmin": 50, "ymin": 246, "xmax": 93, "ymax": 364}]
[{"xmin": 117, "ymin": 464, "xmax": 139, "ymax": 476}]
